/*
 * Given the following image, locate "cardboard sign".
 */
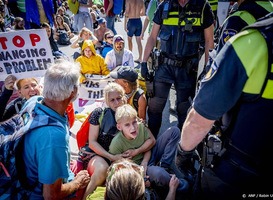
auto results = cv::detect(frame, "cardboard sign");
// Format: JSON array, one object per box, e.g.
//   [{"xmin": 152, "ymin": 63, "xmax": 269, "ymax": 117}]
[
  {"xmin": 0, "ymin": 29, "xmax": 53, "ymax": 80},
  {"xmin": 78, "ymin": 74, "xmax": 114, "ymax": 101}
]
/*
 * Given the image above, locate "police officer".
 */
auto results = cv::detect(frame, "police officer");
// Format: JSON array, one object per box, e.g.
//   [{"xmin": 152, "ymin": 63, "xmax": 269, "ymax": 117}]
[
  {"xmin": 176, "ymin": 15, "xmax": 273, "ymax": 199},
  {"xmin": 141, "ymin": 0, "xmax": 214, "ymax": 137},
  {"xmin": 216, "ymin": 0, "xmax": 273, "ymax": 52}
]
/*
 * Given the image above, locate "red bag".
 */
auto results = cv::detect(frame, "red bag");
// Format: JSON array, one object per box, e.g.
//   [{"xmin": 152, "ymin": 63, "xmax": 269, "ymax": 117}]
[
  {"xmin": 66, "ymin": 103, "xmax": 75, "ymax": 128},
  {"xmin": 76, "ymin": 112, "xmax": 92, "ymax": 150}
]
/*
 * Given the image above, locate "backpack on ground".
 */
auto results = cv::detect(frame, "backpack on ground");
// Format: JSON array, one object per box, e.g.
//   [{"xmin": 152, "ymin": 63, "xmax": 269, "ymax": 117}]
[
  {"xmin": 57, "ymin": 33, "xmax": 71, "ymax": 45},
  {"xmin": 0, "ymin": 97, "xmax": 64, "ymax": 200}
]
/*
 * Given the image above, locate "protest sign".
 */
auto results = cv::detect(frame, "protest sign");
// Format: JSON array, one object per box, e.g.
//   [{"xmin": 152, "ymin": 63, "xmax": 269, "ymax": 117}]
[
  {"xmin": 0, "ymin": 29, "xmax": 53, "ymax": 80},
  {"xmin": 78, "ymin": 74, "xmax": 114, "ymax": 101}
]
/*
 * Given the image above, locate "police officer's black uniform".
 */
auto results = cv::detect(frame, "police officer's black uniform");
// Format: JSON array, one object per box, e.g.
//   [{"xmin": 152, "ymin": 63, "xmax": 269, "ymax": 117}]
[
  {"xmin": 143, "ymin": 0, "xmax": 214, "ymax": 136},
  {"xmin": 177, "ymin": 14, "xmax": 273, "ymax": 199}
]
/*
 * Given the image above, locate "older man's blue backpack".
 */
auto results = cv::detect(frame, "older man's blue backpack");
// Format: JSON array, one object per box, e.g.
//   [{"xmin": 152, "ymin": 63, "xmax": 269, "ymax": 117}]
[{"xmin": 0, "ymin": 96, "xmax": 63, "ymax": 200}]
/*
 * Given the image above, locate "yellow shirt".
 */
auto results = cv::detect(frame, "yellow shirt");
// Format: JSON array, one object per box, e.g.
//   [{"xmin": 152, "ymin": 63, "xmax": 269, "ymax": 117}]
[{"xmin": 76, "ymin": 40, "xmax": 110, "ymax": 82}]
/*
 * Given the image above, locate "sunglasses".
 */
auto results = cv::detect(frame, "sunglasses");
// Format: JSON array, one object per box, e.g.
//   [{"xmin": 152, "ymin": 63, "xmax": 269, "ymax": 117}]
[
  {"xmin": 107, "ymin": 36, "xmax": 114, "ymax": 39},
  {"xmin": 108, "ymin": 162, "xmax": 144, "ymax": 181}
]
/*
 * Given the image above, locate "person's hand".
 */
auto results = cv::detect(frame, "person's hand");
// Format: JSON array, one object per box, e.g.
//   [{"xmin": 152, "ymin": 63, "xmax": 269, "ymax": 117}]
[
  {"xmin": 111, "ymin": 153, "xmax": 127, "ymax": 161},
  {"xmin": 140, "ymin": 33, "xmax": 144, "ymax": 40},
  {"xmin": 4, "ymin": 75, "xmax": 16, "ymax": 90},
  {"xmin": 82, "ymin": 79, "xmax": 87, "ymax": 83},
  {"xmin": 74, "ymin": 170, "xmax": 91, "ymax": 190},
  {"xmin": 141, "ymin": 62, "xmax": 149, "ymax": 80},
  {"xmin": 169, "ymin": 174, "xmax": 179, "ymax": 192},
  {"xmin": 124, "ymin": 25, "xmax": 128, "ymax": 33},
  {"xmin": 144, "ymin": 176, "xmax": 151, "ymax": 187},
  {"xmin": 123, "ymin": 149, "xmax": 139, "ymax": 159}
]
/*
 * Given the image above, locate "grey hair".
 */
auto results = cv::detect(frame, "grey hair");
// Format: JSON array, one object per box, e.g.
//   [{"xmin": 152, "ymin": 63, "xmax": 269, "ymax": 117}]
[{"xmin": 43, "ymin": 60, "xmax": 81, "ymax": 101}]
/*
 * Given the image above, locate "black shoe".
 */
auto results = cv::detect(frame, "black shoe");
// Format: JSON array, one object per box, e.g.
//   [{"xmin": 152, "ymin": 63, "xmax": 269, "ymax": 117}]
[{"xmin": 175, "ymin": 143, "xmax": 197, "ymax": 183}]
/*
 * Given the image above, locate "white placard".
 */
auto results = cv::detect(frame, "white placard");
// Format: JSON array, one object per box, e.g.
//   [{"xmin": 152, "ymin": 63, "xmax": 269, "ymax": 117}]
[
  {"xmin": 78, "ymin": 74, "xmax": 114, "ymax": 101},
  {"xmin": 0, "ymin": 29, "xmax": 54, "ymax": 80}
]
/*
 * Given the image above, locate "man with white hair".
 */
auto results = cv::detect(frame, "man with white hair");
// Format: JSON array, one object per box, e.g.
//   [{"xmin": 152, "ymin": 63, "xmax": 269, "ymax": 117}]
[{"xmin": 22, "ymin": 60, "xmax": 90, "ymax": 199}]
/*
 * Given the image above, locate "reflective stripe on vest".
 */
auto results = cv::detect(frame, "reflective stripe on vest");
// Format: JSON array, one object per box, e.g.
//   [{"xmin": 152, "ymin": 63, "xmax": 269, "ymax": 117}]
[
  {"xmin": 231, "ymin": 11, "xmax": 257, "ymax": 25},
  {"xmin": 262, "ymin": 62, "xmax": 273, "ymax": 99},
  {"xmin": 231, "ymin": 1, "xmax": 273, "ymax": 25},
  {"xmin": 163, "ymin": 12, "xmax": 201, "ymax": 26},
  {"xmin": 208, "ymin": 0, "xmax": 218, "ymax": 12}
]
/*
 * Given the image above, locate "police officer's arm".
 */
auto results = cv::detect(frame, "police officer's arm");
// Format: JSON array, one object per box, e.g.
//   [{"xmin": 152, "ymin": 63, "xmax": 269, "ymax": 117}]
[
  {"xmin": 180, "ymin": 108, "xmax": 215, "ymax": 151},
  {"xmin": 204, "ymin": 24, "xmax": 214, "ymax": 64},
  {"xmin": 143, "ymin": 23, "xmax": 161, "ymax": 62}
]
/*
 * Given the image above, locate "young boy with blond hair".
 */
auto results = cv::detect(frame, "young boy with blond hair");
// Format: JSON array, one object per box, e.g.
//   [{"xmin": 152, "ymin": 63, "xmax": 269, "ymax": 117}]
[{"xmin": 109, "ymin": 104, "xmax": 189, "ymax": 199}]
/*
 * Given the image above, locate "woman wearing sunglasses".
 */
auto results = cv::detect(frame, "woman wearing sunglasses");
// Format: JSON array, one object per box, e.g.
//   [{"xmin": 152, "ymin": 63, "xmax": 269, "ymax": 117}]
[{"xmin": 100, "ymin": 31, "xmax": 114, "ymax": 58}]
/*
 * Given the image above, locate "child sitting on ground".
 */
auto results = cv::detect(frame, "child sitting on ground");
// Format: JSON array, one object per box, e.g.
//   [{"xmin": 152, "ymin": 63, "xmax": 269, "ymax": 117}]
[
  {"xmin": 75, "ymin": 39, "xmax": 109, "ymax": 83},
  {"xmin": 109, "ymin": 104, "xmax": 189, "ymax": 199}
]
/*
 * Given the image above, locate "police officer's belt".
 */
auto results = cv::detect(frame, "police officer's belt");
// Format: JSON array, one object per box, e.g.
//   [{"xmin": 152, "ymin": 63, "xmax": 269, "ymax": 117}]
[{"xmin": 163, "ymin": 57, "xmax": 184, "ymax": 68}]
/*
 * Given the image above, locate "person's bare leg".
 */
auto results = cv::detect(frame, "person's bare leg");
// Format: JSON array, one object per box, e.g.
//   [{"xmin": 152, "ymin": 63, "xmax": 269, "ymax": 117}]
[
  {"xmin": 135, "ymin": 36, "xmax": 142, "ymax": 62},
  {"xmin": 82, "ymin": 156, "xmax": 109, "ymax": 200},
  {"xmin": 128, "ymin": 36, "xmax": 133, "ymax": 52}
]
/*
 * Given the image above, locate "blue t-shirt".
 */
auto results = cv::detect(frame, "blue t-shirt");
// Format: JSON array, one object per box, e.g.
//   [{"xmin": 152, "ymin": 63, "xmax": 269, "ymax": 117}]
[{"xmin": 23, "ymin": 97, "xmax": 74, "ymax": 199}]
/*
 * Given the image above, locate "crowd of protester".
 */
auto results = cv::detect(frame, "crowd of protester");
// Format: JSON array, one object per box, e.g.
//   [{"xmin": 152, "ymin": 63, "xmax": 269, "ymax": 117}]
[
  {"xmin": 0, "ymin": 0, "xmax": 181, "ymax": 199},
  {"xmin": 1, "ymin": 0, "xmax": 271, "ymax": 199}
]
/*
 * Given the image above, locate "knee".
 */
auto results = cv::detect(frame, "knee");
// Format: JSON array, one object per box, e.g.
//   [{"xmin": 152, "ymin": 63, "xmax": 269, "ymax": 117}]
[
  {"xmin": 177, "ymin": 100, "xmax": 191, "ymax": 115},
  {"xmin": 148, "ymin": 97, "xmax": 166, "ymax": 113},
  {"xmin": 87, "ymin": 158, "xmax": 108, "ymax": 177},
  {"xmin": 147, "ymin": 166, "xmax": 170, "ymax": 187},
  {"xmin": 168, "ymin": 126, "xmax": 181, "ymax": 140}
]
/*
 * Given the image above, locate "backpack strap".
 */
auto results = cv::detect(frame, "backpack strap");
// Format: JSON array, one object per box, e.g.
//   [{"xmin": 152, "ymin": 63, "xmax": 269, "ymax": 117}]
[
  {"xmin": 98, "ymin": 108, "xmax": 105, "ymax": 127},
  {"xmin": 133, "ymin": 88, "xmax": 144, "ymax": 111}
]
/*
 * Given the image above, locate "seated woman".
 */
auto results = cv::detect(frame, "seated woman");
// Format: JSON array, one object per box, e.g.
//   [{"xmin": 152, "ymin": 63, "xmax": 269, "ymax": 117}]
[
  {"xmin": 110, "ymin": 66, "xmax": 147, "ymax": 121},
  {"xmin": 41, "ymin": 23, "xmax": 68, "ymax": 59},
  {"xmin": 100, "ymin": 31, "xmax": 114, "ymax": 58},
  {"xmin": 75, "ymin": 39, "xmax": 110, "ymax": 83},
  {"xmin": 0, "ymin": 75, "xmax": 75, "ymax": 127},
  {"xmin": 54, "ymin": 15, "xmax": 74, "ymax": 43},
  {"xmin": 76, "ymin": 83, "xmax": 155, "ymax": 200},
  {"xmin": 13, "ymin": 17, "xmax": 25, "ymax": 30},
  {"xmin": 0, "ymin": 75, "xmax": 41, "ymax": 122}
]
